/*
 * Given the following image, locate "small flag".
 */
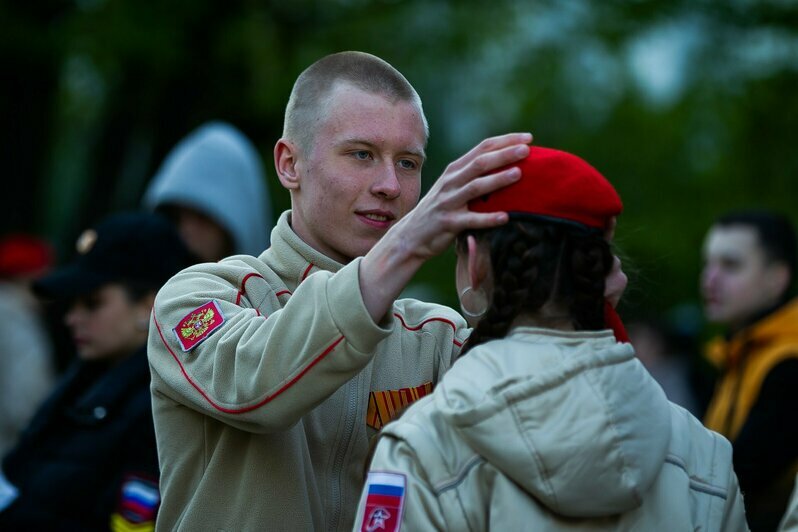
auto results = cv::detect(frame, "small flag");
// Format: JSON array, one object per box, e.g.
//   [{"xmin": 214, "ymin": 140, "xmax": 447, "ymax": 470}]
[
  {"xmin": 360, "ymin": 471, "xmax": 406, "ymax": 532},
  {"xmin": 112, "ymin": 475, "xmax": 159, "ymax": 529}
]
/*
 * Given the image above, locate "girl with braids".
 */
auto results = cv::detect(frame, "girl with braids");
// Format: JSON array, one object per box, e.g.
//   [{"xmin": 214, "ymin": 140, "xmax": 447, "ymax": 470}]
[{"xmin": 354, "ymin": 147, "xmax": 748, "ymax": 532}]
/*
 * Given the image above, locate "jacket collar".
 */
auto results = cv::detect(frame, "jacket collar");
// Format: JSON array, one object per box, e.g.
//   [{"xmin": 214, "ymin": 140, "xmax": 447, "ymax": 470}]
[
  {"xmin": 707, "ymin": 297, "xmax": 798, "ymax": 368},
  {"xmin": 261, "ymin": 211, "xmax": 343, "ymax": 287},
  {"xmin": 21, "ymin": 347, "xmax": 149, "ymax": 436},
  {"xmin": 58, "ymin": 348, "xmax": 150, "ymax": 428}
]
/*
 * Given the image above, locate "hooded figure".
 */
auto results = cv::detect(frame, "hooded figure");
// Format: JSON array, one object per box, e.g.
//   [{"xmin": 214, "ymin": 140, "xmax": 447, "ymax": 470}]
[{"xmin": 143, "ymin": 121, "xmax": 273, "ymax": 261}]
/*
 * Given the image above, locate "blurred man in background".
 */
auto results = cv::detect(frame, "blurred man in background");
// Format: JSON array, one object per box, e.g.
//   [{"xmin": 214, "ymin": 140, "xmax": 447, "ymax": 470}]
[{"xmin": 701, "ymin": 210, "xmax": 798, "ymax": 531}]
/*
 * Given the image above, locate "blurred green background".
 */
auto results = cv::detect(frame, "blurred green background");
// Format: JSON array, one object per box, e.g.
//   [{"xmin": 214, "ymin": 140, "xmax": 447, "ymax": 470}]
[{"xmin": 2, "ymin": 0, "xmax": 797, "ymax": 328}]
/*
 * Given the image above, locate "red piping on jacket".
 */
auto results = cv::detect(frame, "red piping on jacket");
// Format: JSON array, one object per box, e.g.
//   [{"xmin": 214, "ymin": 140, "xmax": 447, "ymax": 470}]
[
  {"xmin": 153, "ymin": 314, "xmax": 345, "ymax": 414},
  {"xmin": 235, "ymin": 273, "xmax": 265, "ymax": 305},
  {"xmin": 301, "ymin": 264, "xmax": 314, "ymax": 281},
  {"xmin": 393, "ymin": 313, "xmax": 463, "ymax": 347}
]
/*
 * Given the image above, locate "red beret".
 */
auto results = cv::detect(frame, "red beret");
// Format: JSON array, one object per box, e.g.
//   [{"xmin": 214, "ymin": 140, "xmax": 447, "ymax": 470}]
[
  {"xmin": 469, "ymin": 146, "xmax": 622, "ymax": 230},
  {"xmin": 0, "ymin": 234, "xmax": 54, "ymax": 279}
]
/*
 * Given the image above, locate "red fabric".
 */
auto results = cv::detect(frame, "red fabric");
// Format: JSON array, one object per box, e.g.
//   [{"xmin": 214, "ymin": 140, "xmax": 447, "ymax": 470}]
[
  {"xmin": 468, "ymin": 146, "xmax": 622, "ymax": 230},
  {"xmin": 173, "ymin": 300, "xmax": 226, "ymax": 352},
  {"xmin": 0, "ymin": 234, "xmax": 54, "ymax": 279},
  {"xmin": 604, "ymin": 301, "xmax": 630, "ymax": 343}
]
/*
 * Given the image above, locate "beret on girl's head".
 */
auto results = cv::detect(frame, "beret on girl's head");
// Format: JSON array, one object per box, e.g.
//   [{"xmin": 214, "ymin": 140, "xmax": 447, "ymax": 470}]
[{"xmin": 468, "ymin": 146, "xmax": 622, "ymax": 230}]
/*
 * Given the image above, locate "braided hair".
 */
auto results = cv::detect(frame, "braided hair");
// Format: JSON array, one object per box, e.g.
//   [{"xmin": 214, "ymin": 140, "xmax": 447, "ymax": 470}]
[{"xmin": 459, "ymin": 216, "xmax": 613, "ymax": 355}]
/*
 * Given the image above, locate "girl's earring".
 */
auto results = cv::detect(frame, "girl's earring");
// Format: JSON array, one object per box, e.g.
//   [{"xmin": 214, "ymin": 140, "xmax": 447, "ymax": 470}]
[{"xmin": 459, "ymin": 286, "xmax": 488, "ymax": 319}]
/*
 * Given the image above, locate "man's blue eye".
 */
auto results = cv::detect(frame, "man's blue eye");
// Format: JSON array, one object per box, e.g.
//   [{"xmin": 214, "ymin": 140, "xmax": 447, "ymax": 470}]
[
  {"xmin": 354, "ymin": 151, "xmax": 371, "ymax": 160},
  {"xmin": 398, "ymin": 159, "xmax": 417, "ymax": 170}
]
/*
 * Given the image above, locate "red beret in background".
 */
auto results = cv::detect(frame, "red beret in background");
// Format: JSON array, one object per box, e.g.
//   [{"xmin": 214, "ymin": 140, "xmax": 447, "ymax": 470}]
[
  {"xmin": 0, "ymin": 234, "xmax": 54, "ymax": 279},
  {"xmin": 468, "ymin": 146, "xmax": 622, "ymax": 230}
]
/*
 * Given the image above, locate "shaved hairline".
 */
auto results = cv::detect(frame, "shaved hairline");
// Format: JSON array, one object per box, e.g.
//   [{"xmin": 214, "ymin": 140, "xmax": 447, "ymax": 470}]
[{"xmin": 282, "ymin": 51, "xmax": 429, "ymax": 154}]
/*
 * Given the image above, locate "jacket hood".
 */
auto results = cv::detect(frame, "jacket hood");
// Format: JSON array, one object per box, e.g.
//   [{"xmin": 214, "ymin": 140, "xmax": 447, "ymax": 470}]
[
  {"xmin": 435, "ymin": 328, "xmax": 672, "ymax": 518},
  {"xmin": 143, "ymin": 121, "xmax": 273, "ymax": 255},
  {"xmin": 747, "ymin": 298, "xmax": 798, "ymax": 344}
]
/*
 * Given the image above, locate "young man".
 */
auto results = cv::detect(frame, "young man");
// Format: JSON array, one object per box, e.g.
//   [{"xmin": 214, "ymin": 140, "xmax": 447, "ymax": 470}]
[
  {"xmin": 147, "ymin": 51, "xmax": 531, "ymax": 530},
  {"xmin": 702, "ymin": 210, "xmax": 798, "ymax": 531}
]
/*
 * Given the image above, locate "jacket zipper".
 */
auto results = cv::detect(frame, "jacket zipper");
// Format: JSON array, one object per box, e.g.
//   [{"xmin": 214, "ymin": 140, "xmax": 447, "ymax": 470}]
[{"xmin": 329, "ymin": 372, "xmax": 360, "ymax": 530}]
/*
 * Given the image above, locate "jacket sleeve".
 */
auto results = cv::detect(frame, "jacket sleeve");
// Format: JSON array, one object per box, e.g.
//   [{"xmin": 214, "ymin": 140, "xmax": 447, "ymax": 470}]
[
  {"xmin": 148, "ymin": 257, "xmax": 392, "ymax": 433},
  {"xmin": 354, "ymin": 434, "xmax": 448, "ymax": 531}
]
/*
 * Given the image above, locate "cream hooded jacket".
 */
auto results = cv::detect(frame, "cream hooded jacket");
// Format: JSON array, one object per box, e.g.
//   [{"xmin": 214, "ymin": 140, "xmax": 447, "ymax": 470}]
[{"xmin": 356, "ymin": 328, "xmax": 749, "ymax": 531}]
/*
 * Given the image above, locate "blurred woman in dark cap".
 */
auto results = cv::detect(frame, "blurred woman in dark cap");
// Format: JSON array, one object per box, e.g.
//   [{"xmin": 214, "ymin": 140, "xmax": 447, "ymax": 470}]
[{"xmin": 0, "ymin": 211, "xmax": 191, "ymax": 531}]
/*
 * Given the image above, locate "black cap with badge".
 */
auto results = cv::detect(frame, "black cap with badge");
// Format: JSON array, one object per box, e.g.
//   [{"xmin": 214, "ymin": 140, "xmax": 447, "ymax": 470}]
[{"xmin": 34, "ymin": 211, "xmax": 192, "ymax": 301}]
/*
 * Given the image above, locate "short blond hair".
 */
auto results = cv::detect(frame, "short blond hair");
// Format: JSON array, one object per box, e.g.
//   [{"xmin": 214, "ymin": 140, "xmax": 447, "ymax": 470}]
[{"xmin": 282, "ymin": 51, "xmax": 428, "ymax": 153}]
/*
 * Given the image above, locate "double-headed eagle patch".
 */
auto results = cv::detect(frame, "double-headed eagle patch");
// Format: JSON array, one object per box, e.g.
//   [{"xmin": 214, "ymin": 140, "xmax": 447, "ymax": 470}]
[{"xmin": 173, "ymin": 300, "xmax": 225, "ymax": 352}]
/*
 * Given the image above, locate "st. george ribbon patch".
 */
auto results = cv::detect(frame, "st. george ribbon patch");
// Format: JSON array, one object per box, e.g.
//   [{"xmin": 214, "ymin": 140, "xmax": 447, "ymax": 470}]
[
  {"xmin": 173, "ymin": 300, "xmax": 225, "ymax": 352},
  {"xmin": 366, "ymin": 382, "xmax": 432, "ymax": 431},
  {"xmin": 360, "ymin": 471, "xmax": 406, "ymax": 532}
]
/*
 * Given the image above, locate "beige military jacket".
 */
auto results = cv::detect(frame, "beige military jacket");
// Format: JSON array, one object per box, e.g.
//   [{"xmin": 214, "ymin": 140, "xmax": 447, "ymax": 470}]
[
  {"xmin": 356, "ymin": 328, "xmax": 749, "ymax": 531},
  {"xmin": 148, "ymin": 211, "xmax": 468, "ymax": 531}
]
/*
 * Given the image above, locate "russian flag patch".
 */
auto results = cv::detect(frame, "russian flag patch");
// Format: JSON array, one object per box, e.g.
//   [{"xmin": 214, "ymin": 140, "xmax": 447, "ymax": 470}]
[
  {"xmin": 113, "ymin": 475, "xmax": 159, "ymax": 526},
  {"xmin": 360, "ymin": 471, "xmax": 406, "ymax": 532},
  {"xmin": 173, "ymin": 300, "xmax": 225, "ymax": 352}
]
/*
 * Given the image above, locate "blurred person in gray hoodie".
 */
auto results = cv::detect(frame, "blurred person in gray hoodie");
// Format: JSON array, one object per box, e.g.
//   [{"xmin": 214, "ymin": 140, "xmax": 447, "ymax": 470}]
[{"xmin": 143, "ymin": 121, "xmax": 274, "ymax": 263}]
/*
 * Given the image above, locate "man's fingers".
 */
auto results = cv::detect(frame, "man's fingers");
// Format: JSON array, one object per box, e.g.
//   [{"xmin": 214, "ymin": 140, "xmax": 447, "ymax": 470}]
[
  {"xmin": 447, "ymin": 132, "xmax": 533, "ymax": 174},
  {"xmin": 466, "ymin": 211, "xmax": 510, "ymax": 229},
  {"xmin": 450, "ymin": 165, "xmax": 521, "ymax": 205},
  {"xmin": 447, "ymin": 210, "xmax": 510, "ymax": 233},
  {"xmin": 445, "ymin": 143, "xmax": 529, "ymax": 191}
]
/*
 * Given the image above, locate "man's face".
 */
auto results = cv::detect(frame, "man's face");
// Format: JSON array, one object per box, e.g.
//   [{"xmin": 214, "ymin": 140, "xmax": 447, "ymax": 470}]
[
  {"xmin": 289, "ymin": 83, "xmax": 426, "ymax": 263},
  {"xmin": 701, "ymin": 225, "xmax": 783, "ymax": 328}
]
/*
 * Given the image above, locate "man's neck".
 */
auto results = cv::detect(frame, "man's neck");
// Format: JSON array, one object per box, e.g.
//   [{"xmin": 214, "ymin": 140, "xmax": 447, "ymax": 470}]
[{"xmin": 727, "ymin": 298, "xmax": 788, "ymax": 337}]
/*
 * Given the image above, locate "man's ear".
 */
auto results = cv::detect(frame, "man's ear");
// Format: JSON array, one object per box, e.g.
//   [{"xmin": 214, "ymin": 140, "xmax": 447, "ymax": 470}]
[
  {"xmin": 764, "ymin": 262, "xmax": 791, "ymax": 301},
  {"xmin": 274, "ymin": 139, "xmax": 301, "ymax": 191},
  {"xmin": 467, "ymin": 235, "xmax": 488, "ymax": 290}
]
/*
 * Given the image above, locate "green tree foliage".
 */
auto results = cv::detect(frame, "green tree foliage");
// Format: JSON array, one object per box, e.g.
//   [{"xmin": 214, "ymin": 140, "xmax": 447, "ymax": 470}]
[{"xmin": 2, "ymin": 0, "xmax": 796, "ymax": 323}]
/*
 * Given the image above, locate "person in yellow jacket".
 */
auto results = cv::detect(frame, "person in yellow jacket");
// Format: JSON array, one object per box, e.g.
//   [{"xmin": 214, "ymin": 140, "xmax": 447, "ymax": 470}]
[
  {"xmin": 146, "ymin": 51, "xmax": 535, "ymax": 531},
  {"xmin": 702, "ymin": 210, "xmax": 798, "ymax": 531},
  {"xmin": 355, "ymin": 147, "xmax": 748, "ymax": 531}
]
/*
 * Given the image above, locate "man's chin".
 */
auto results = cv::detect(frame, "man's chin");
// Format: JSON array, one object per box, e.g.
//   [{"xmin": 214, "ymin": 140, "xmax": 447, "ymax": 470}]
[
  {"xmin": 703, "ymin": 305, "xmax": 725, "ymax": 323},
  {"xmin": 705, "ymin": 310, "xmax": 740, "ymax": 328}
]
